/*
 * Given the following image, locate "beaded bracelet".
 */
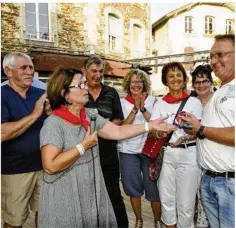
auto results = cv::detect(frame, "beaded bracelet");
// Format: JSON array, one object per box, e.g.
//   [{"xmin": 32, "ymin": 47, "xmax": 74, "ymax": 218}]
[{"xmin": 76, "ymin": 143, "xmax": 85, "ymax": 156}]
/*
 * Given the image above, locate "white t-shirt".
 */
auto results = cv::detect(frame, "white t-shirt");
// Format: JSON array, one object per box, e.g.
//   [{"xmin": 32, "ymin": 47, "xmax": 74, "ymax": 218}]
[
  {"xmin": 198, "ymin": 79, "xmax": 235, "ymax": 172},
  {"xmin": 151, "ymin": 96, "xmax": 202, "ymax": 144},
  {"xmin": 117, "ymin": 95, "xmax": 156, "ymax": 154}
]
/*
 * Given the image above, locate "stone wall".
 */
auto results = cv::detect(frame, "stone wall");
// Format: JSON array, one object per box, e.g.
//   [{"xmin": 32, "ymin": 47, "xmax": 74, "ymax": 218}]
[
  {"xmin": 2, "ymin": 3, "xmax": 150, "ymax": 59},
  {"xmin": 1, "ymin": 3, "xmax": 22, "ymax": 53},
  {"xmin": 98, "ymin": 3, "xmax": 151, "ymax": 59},
  {"xmin": 57, "ymin": 3, "xmax": 87, "ymax": 50}
]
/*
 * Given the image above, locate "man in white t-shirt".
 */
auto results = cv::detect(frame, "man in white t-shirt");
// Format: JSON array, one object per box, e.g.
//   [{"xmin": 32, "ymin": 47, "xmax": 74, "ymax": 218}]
[{"xmin": 182, "ymin": 34, "xmax": 235, "ymax": 228}]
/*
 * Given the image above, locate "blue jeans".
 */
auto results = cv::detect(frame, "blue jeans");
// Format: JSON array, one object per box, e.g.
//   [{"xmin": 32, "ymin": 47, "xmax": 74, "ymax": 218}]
[{"xmin": 200, "ymin": 174, "xmax": 235, "ymax": 228}]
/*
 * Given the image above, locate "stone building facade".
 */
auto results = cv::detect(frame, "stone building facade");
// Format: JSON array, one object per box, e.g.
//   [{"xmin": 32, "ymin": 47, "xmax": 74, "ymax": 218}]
[
  {"xmin": 151, "ymin": 2, "xmax": 234, "ymax": 95},
  {"xmin": 1, "ymin": 3, "xmax": 151, "ymax": 95}
]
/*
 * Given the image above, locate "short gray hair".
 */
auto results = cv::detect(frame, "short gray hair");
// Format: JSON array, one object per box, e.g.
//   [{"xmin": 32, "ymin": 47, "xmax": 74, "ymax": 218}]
[
  {"xmin": 3, "ymin": 52, "xmax": 33, "ymax": 70},
  {"xmin": 83, "ymin": 54, "xmax": 104, "ymax": 69}
]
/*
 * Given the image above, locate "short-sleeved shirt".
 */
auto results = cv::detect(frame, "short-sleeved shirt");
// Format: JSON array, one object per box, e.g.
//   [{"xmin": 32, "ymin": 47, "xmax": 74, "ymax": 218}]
[
  {"xmin": 85, "ymin": 83, "xmax": 124, "ymax": 165},
  {"xmin": 1, "ymin": 85, "xmax": 46, "ymax": 174},
  {"xmin": 198, "ymin": 79, "xmax": 235, "ymax": 172},
  {"xmin": 117, "ymin": 95, "xmax": 156, "ymax": 154},
  {"xmin": 151, "ymin": 96, "xmax": 203, "ymax": 143},
  {"xmin": 38, "ymin": 113, "xmax": 117, "ymax": 227}
]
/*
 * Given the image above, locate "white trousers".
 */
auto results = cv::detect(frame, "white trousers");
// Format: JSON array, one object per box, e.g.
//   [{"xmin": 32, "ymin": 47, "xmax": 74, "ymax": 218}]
[{"xmin": 158, "ymin": 146, "xmax": 200, "ymax": 228}]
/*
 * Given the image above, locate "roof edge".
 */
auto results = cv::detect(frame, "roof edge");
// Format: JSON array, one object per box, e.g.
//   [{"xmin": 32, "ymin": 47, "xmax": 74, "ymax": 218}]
[{"xmin": 152, "ymin": 2, "xmax": 235, "ymax": 30}]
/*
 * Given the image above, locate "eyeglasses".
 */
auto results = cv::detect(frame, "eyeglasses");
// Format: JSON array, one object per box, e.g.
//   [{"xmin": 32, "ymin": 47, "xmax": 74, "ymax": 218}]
[
  {"xmin": 68, "ymin": 81, "xmax": 87, "ymax": 89},
  {"xmin": 209, "ymin": 51, "xmax": 235, "ymax": 61},
  {"xmin": 130, "ymin": 81, "xmax": 143, "ymax": 85},
  {"xmin": 194, "ymin": 79, "xmax": 210, "ymax": 87}
]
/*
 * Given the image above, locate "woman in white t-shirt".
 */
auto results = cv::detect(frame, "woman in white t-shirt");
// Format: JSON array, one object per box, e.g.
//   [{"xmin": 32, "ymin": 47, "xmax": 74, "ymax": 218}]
[
  {"xmin": 151, "ymin": 62, "xmax": 202, "ymax": 228},
  {"xmin": 117, "ymin": 69, "xmax": 161, "ymax": 228}
]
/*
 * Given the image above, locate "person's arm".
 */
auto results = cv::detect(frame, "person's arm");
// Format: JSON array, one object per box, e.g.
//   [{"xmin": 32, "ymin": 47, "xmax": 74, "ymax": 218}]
[
  {"xmin": 98, "ymin": 117, "xmax": 176, "ymax": 141},
  {"xmin": 42, "ymin": 127, "xmax": 98, "ymax": 174},
  {"xmin": 121, "ymin": 108, "xmax": 137, "ymax": 125},
  {"xmin": 170, "ymin": 135, "xmax": 197, "ymax": 147},
  {"xmin": 182, "ymin": 113, "xmax": 234, "ymax": 146},
  {"xmin": 111, "ymin": 119, "xmax": 122, "ymax": 125},
  {"xmin": 1, "ymin": 93, "xmax": 46, "ymax": 142},
  {"xmin": 141, "ymin": 110, "xmax": 151, "ymax": 122},
  {"xmin": 121, "ymin": 96, "xmax": 140, "ymax": 125},
  {"xmin": 121, "ymin": 96, "xmax": 155, "ymax": 125},
  {"xmin": 139, "ymin": 95, "xmax": 154, "ymax": 122},
  {"xmin": 202, "ymin": 126, "xmax": 234, "ymax": 146},
  {"xmin": 111, "ymin": 89, "xmax": 125, "ymax": 124}
]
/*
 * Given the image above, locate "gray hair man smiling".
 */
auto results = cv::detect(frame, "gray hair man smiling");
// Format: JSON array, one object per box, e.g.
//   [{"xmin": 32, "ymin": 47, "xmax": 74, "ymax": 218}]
[
  {"xmin": 1, "ymin": 52, "xmax": 47, "ymax": 228},
  {"xmin": 182, "ymin": 34, "xmax": 235, "ymax": 228}
]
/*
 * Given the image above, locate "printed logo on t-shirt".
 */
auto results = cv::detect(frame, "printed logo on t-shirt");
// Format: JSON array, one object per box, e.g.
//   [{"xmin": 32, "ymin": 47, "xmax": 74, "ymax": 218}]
[{"xmin": 220, "ymin": 85, "xmax": 235, "ymax": 103}]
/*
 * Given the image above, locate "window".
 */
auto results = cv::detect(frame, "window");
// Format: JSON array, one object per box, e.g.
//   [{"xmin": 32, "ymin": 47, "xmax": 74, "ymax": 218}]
[
  {"xmin": 108, "ymin": 14, "xmax": 119, "ymax": 50},
  {"xmin": 205, "ymin": 16, "xmax": 214, "ymax": 34},
  {"xmin": 226, "ymin": 19, "xmax": 234, "ymax": 34},
  {"xmin": 185, "ymin": 16, "xmax": 193, "ymax": 33},
  {"xmin": 25, "ymin": 3, "xmax": 49, "ymax": 40},
  {"xmin": 133, "ymin": 24, "xmax": 141, "ymax": 54}
]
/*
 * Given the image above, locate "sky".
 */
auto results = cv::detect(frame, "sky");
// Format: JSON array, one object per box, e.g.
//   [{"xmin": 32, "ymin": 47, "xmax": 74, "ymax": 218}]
[{"xmin": 151, "ymin": 2, "xmax": 188, "ymax": 23}]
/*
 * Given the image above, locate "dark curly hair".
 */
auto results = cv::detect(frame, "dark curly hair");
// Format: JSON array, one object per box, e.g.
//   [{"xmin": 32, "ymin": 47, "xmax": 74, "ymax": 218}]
[
  {"xmin": 191, "ymin": 64, "xmax": 213, "ymax": 85},
  {"xmin": 47, "ymin": 67, "xmax": 83, "ymax": 110},
  {"xmin": 161, "ymin": 62, "xmax": 187, "ymax": 86}
]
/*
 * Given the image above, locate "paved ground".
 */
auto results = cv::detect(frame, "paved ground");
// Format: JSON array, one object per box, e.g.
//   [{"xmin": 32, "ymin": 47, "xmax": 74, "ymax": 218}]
[
  {"xmin": 1, "ymin": 183, "xmax": 156, "ymax": 228},
  {"xmin": 2, "ymin": 183, "xmax": 199, "ymax": 228}
]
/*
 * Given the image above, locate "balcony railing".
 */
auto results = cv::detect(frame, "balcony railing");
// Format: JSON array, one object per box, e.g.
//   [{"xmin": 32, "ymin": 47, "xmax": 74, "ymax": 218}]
[{"xmin": 21, "ymin": 27, "xmax": 56, "ymax": 42}]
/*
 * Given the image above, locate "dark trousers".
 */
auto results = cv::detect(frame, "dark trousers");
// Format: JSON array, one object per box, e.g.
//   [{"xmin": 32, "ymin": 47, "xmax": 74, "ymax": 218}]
[{"xmin": 101, "ymin": 161, "xmax": 129, "ymax": 228}]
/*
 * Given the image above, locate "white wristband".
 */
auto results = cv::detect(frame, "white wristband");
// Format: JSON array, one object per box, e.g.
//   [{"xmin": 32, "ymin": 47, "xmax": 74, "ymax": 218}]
[
  {"xmin": 144, "ymin": 122, "xmax": 149, "ymax": 132},
  {"xmin": 76, "ymin": 143, "xmax": 85, "ymax": 156}
]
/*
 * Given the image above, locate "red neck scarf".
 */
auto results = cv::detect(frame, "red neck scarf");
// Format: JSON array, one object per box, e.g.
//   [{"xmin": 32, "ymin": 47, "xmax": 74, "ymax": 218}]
[
  {"xmin": 52, "ymin": 105, "xmax": 90, "ymax": 131},
  {"xmin": 125, "ymin": 93, "xmax": 148, "ymax": 104},
  {"xmin": 162, "ymin": 91, "xmax": 189, "ymax": 104}
]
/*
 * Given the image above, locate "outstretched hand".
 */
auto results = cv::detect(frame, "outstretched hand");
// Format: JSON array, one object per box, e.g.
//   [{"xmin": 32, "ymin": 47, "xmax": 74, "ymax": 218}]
[
  {"xmin": 81, "ymin": 127, "xmax": 98, "ymax": 151},
  {"xmin": 151, "ymin": 116, "xmax": 177, "ymax": 133}
]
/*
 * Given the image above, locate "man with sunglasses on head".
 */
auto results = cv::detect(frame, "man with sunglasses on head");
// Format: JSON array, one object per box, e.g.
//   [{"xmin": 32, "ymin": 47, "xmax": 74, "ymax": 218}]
[
  {"xmin": 182, "ymin": 34, "xmax": 235, "ymax": 228},
  {"xmin": 83, "ymin": 55, "xmax": 129, "ymax": 228},
  {"xmin": 1, "ymin": 52, "xmax": 49, "ymax": 228}
]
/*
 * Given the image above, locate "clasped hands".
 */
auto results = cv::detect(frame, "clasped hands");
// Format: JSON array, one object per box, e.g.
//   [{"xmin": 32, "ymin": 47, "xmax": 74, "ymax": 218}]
[{"xmin": 133, "ymin": 92, "xmax": 147, "ymax": 112}]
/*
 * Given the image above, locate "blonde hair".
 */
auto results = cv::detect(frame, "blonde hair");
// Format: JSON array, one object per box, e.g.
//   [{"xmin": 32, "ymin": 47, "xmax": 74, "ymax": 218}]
[{"xmin": 122, "ymin": 69, "xmax": 151, "ymax": 94}]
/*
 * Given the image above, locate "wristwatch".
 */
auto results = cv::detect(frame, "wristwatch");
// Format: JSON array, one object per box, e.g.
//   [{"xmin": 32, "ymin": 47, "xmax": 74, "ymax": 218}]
[
  {"xmin": 196, "ymin": 125, "xmax": 206, "ymax": 139},
  {"xmin": 140, "ymin": 107, "xmax": 147, "ymax": 113}
]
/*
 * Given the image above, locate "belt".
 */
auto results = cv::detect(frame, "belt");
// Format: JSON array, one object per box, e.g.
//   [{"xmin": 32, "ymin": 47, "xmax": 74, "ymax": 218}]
[
  {"xmin": 168, "ymin": 142, "xmax": 196, "ymax": 149},
  {"xmin": 205, "ymin": 170, "xmax": 235, "ymax": 178}
]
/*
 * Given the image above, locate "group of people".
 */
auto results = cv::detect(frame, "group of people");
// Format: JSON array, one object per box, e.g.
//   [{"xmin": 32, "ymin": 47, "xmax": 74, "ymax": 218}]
[{"xmin": 1, "ymin": 33, "xmax": 234, "ymax": 228}]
